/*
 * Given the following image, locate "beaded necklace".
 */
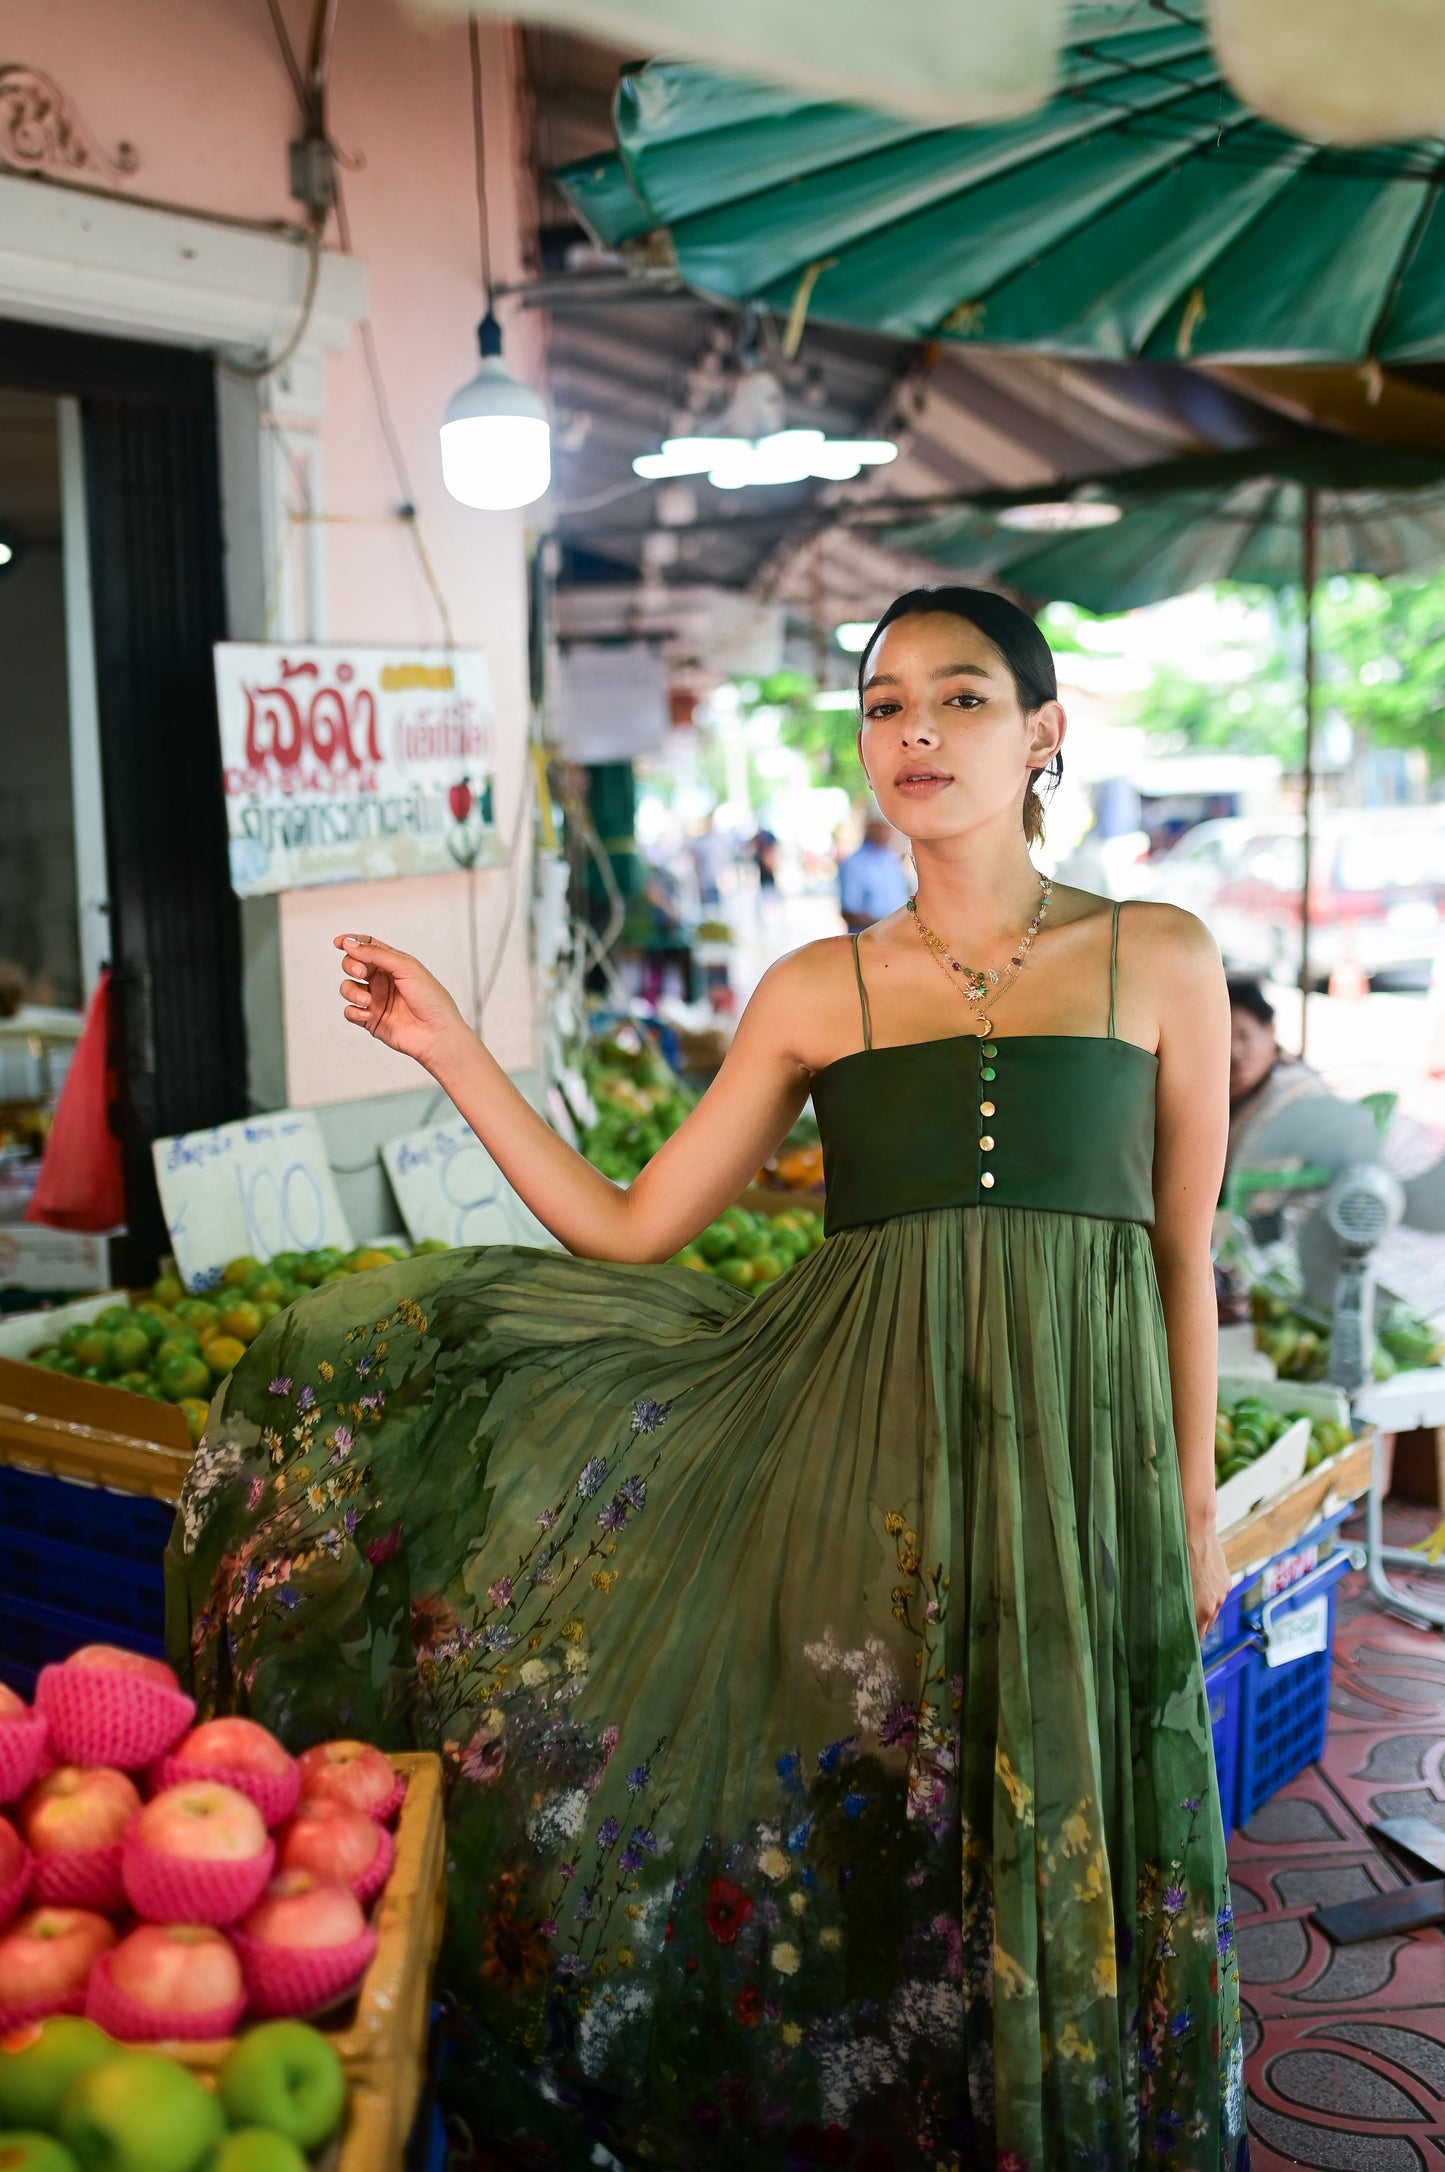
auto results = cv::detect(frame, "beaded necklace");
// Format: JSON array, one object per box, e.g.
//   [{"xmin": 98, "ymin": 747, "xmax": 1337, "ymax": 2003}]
[{"xmin": 905, "ymin": 874, "xmax": 1053, "ymax": 1038}]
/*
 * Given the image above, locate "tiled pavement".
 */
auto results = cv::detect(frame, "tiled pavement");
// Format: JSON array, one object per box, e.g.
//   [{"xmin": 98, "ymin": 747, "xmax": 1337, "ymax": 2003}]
[{"xmin": 1231, "ymin": 1505, "xmax": 1445, "ymax": 2169}]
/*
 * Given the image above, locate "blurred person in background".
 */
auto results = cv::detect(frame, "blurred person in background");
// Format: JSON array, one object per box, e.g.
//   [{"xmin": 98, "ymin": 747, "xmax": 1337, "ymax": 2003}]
[
  {"xmin": 838, "ymin": 813, "xmax": 910, "ymax": 932},
  {"xmin": 1226, "ymin": 976, "xmax": 1327, "ymax": 1179},
  {"xmin": 689, "ymin": 820, "xmax": 728, "ymax": 909}
]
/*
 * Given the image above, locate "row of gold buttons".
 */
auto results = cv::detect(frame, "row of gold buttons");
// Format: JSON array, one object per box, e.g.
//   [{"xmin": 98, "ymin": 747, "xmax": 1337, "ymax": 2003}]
[{"xmin": 979, "ymin": 1041, "xmax": 998, "ymax": 1189}]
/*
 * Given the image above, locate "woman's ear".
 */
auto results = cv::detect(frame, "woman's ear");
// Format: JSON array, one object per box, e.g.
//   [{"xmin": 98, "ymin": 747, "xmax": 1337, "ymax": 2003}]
[{"xmin": 1028, "ymin": 698, "xmax": 1066, "ymax": 769}]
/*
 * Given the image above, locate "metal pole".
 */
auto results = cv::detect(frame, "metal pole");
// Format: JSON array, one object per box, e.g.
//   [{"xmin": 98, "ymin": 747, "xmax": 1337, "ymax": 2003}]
[{"xmin": 1298, "ymin": 491, "xmax": 1318, "ymax": 1061}]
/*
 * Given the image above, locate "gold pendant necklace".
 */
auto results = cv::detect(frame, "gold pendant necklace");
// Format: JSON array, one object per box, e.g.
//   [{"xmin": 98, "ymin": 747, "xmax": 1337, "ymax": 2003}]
[{"xmin": 906, "ymin": 874, "xmax": 1053, "ymax": 1037}]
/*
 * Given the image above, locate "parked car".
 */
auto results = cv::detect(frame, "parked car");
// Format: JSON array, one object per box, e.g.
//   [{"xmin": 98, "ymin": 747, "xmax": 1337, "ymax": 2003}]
[{"xmin": 1140, "ymin": 809, "xmax": 1445, "ymax": 987}]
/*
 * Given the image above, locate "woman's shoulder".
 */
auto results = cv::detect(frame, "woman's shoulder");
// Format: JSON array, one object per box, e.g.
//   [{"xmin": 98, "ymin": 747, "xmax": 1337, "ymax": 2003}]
[{"xmin": 1122, "ymin": 897, "xmax": 1220, "ymax": 962}]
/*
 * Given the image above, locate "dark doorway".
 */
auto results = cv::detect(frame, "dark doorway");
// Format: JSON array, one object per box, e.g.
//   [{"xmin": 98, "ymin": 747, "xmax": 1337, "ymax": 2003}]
[{"xmin": 0, "ymin": 318, "xmax": 244, "ymax": 1271}]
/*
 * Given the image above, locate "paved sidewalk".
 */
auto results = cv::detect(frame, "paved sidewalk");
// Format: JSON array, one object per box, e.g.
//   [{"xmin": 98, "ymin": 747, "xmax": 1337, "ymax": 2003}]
[{"xmin": 1234, "ymin": 1505, "xmax": 1445, "ymax": 2168}]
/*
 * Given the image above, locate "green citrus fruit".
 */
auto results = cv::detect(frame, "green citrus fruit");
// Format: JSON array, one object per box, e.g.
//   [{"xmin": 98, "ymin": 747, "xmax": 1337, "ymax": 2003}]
[{"xmin": 157, "ymin": 1351, "xmax": 213, "ymax": 1403}]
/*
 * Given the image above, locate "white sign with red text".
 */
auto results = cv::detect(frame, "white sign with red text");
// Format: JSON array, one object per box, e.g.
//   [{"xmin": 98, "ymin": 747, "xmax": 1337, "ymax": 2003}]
[{"xmin": 213, "ymin": 644, "xmax": 499, "ymax": 896}]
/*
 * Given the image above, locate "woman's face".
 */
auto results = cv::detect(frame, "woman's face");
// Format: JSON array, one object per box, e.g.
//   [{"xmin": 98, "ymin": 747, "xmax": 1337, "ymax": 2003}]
[
  {"xmin": 857, "ymin": 612, "xmax": 1062, "ymax": 846},
  {"xmin": 1229, "ymin": 1006, "xmax": 1277, "ymax": 1103}
]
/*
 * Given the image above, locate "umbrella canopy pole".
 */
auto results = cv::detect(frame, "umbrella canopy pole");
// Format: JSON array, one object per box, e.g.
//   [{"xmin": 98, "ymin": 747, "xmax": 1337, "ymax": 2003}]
[{"xmin": 1298, "ymin": 490, "xmax": 1319, "ymax": 1059}]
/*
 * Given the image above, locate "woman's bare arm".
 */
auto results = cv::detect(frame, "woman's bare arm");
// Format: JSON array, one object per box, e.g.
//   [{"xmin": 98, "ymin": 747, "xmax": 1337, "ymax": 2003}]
[
  {"xmin": 335, "ymin": 935, "xmax": 823, "ymax": 1262},
  {"xmin": 1142, "ymin": 905, "xmax": 1232, "ymax": 1634}
]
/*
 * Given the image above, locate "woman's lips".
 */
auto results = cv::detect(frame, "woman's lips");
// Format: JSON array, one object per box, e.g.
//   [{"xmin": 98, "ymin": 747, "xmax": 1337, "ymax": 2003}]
[{"xmin": 893, "ymin": 770, "xmax": 953, "ymax": 797}]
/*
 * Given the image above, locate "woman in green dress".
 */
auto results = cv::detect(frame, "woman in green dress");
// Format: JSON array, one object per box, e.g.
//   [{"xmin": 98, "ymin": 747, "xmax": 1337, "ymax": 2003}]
[{"xmin": 169, "ymin": 589, "xmax": 1247, "ymax": 2171}]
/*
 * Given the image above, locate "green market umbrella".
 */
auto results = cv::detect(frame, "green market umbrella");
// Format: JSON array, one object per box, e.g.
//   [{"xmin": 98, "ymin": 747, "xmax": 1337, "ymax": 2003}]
[
  {"xmin": 558, "ymin": 1, "xmax": 1445, "ymax": 363},
  {"xmin": 887, "ymin": 441, "xmax": 1445, "ymax": 1027}
]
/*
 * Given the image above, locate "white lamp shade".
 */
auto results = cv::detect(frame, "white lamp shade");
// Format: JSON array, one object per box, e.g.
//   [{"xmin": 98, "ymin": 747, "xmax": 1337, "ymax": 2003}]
[{"xmin": 441, "ymin": 356, "xmax": 551, "ymax": 511}]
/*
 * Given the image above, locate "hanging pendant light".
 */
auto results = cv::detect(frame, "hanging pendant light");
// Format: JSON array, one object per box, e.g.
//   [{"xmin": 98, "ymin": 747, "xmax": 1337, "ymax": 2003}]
[
  {"xmin": 442, "ymin": 311, "xmax": 551, "ymax": 510},
  {"xmin": 440, "ymin": 21, "xmax": 550, "ymax": 513}
]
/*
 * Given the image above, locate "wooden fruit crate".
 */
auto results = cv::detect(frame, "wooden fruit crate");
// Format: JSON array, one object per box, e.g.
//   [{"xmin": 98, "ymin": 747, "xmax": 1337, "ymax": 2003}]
[
  {"xmin": 0, "ymin": 1350, "xmax": 193, "ymax": 1504},
  {"xmin": 1222, "ymin": 1430, "xmax": 1373, "ymax": 1575},
  {"xmin": 123, "ymin": 1750, "xmax": 448, "ymax": 2172}
]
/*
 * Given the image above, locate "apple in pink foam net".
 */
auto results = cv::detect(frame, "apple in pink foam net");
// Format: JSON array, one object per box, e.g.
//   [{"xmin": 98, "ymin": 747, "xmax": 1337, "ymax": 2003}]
[
  {"xmin": 106, "ymin": 1923, "xmax": 244, "ymax": 2016},
  {"xmin": 168, "ymin": 1718, "xmax": 293, "ymax": 1782},
  {"xmin": 0, "ymin": 1908, "xmax": 115, "ymax": 2008},
  {"xmin": 0, "ymin": 1684, "xmax": 32, "ymax": 1722},
  {"xmin": 296, "ymin": 1742, "xmax": 396, "ymax": 1820},
  {"xmin": 0, "ymin": 1815, "xmax": 25, "ymax": 1886},
  {"xmin": 20, "ymin": 1767, "xmax": 140, "ymax": 1857},
  {"xmin": 239, "ymin": 1870, "xmax": 367, "ymax": 1951},
  {"xmin": 277, "ymin": 1799, "xmax": 382, "ymax": 1886},
  {"xmin": 136, "ymin": 1782, "xmax": 269, "ymax": 1864},
  {"xmin": 63, "ymin": 1645, "xmax": 182, "ymax": 1692}
]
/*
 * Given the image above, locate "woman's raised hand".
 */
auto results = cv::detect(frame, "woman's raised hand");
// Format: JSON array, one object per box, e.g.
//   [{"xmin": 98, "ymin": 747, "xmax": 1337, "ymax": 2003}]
[{"xmin": 333, "ymin": 935, "xmax": 467, "ymax": 1072}]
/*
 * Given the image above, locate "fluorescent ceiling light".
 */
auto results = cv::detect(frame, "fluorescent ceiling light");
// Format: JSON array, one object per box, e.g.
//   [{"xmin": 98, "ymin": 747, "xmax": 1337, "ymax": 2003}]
[
  {"xmin": 634, "ymin": 429, "xmax": 897, "ymax": 491},
  {"xmin": 833, "ymin": 621, "xmax": 875, "ymax": 653},
  {"xmin": 997, "ymin": 499, "xmax": 1122, "ymax": 532}
]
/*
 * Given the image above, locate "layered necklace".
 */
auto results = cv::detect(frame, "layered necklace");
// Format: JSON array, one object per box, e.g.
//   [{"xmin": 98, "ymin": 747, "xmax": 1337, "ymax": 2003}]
[{"xmin": 906, "ymin": 873, "xmax": 1053, "ymax": 1038}]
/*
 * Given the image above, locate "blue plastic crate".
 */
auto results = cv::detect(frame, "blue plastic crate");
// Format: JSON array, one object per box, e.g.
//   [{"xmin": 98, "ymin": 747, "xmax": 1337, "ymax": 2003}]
[
  {"xmin": 1199, "ymin": 1585, "xmax": 1243, "ymax": 1665},
  {"xmin": 1235, "ymin": 1547, "xmax": 1354, "ymax": 1825},
  {"xmin": 1202, "ymin": 1640, "xmax": 1251, "ymax": 1833},
  {"xmin": 0, "ymin": 1464, "xmax": 174, "ymax": 1559},
  {"xmin": 0, "ymin": 1592, "xmax": 168, "ymax": 1700},
  {"xmin": 0, "ymin": 1531, "xmax": 165, "ymax": 1638}
]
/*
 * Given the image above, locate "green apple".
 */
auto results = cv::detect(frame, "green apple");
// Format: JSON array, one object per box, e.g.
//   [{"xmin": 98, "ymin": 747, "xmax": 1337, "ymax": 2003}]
[
  {"xmin": 58, "ymin": 2054, "xmax": 222, "ymax": 2172},
  {"xmin": 0, "ymin": 2136, "xmax": 82, "ymax": 2172},
  {"xmin": 0, "ymin": 2021, "xmax": 116, "ymax": 2132},
  {"xmin": 199, "ymin": 2134, "xmax": 307, "ymax": 2172},
  {"xmin": 216, "ymin": 2024, "xmax": 344, "ymax": 2151}
]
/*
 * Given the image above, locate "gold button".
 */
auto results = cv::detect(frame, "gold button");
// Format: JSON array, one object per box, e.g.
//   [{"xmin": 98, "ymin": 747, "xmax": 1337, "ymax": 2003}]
[
  {"xmin": 981, "ymin": 1171, "xmax": 995, "ymax": 1189},
  {"xmin": 979, "ymin": 1135, "xmax": 994, "ymax": 1152},
  {"xmin": 980, "ymin": 1101, "xmax": 995, "ymax": 1117}
]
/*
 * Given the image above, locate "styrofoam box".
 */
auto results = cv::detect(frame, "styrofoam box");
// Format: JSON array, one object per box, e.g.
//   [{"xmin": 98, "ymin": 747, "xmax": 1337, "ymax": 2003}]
[
  {"xmin": 0, "ymin": 1291, "xmax": 127, "ymax": 1362},
  {"xmin": 1215, "ymin": 1418, "xmax": 1311, "ymax": 1533},
  {"xmin": 1214, "ymin": 1375, "xmax": 1353, "ymax": 1534}
]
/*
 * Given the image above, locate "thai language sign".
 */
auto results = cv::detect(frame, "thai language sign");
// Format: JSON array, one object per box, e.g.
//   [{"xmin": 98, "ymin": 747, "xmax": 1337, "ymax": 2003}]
[{"xmin": 213, "ymin": 643, "xmax": 498, "ymax": 896}]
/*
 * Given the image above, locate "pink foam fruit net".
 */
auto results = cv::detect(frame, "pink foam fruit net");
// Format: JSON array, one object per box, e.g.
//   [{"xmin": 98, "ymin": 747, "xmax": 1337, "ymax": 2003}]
[
  {"xmin": 231, "ymin": 1922, "xmax": 378, "ymax": 2020},
  {"xmin": 0, "ymin": 1714, "xmax": 49, "ymax": 1805},
  {"xmin": 32, "ymin": 1840, "xmax": 125, "ymax": 1916},
  {"xmin": 121, "ymin": 1825, "xmax": 276, "ymax": 1927},
  {"xmin": 36, "ymin": 1666, "xmax": 194, "ymax": 1771},
  {"xmin": 149, "ymin": 1754, "xmax": 300, "ymax": 1830},
  {"xmin": 85, "ymin": 1948, "xmax": 248, "ymax": 2042}
]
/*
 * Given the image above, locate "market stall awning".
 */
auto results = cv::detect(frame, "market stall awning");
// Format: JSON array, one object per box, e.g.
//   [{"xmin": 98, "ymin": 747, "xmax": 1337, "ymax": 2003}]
[
  {"xmin": 556, "ymin": 4, "xmax": 1445, "ymax": 364},
  {"xmin": 886, "ymin": 440, "xmax": 1445, "ymax": 613}
]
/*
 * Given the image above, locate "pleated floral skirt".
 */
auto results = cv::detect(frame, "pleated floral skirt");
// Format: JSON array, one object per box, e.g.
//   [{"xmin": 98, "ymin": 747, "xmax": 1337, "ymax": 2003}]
[{"xmin": 168, "ymin": 1208, "xmax": 1248, "ymax": 2171}]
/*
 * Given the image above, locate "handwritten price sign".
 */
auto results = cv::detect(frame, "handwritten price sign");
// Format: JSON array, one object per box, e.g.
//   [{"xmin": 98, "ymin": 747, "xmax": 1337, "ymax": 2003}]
[
  {"xmin": 381, "ymin": 1119, "xmax": 555, "ymax": 1251},
  {"xmin": 152, "ymin": 1112, "xmax": 355, "ymax": 1290},
  {"xmin": 213, "ymin": 643, "xmax": 500, "ymax": 896}
]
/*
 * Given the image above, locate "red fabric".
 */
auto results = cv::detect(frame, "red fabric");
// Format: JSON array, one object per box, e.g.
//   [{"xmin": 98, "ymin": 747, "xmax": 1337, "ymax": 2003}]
[
  {"xmin": 121, "ymin": 1826, "xmax": 274, "ymax": 1928},
  {"xmin": 85, "ymin": 1950, "xmax": 246, "ymax": 2042},
  {"xmin": 0, "ymin": 1714, "xmax": 48, "ymax": 1805},
  {"xmin": 231, "ymin": 1922, "xmax": 377, "ymax": 2019},
  {"xmin": 25, "ymin": 970, "xmax": 125, "ymax": 1233},
  {"xmin": 32, "ymin": 1840, "xmax": 124, "ymax": 1915},
  {"xmin": 36, "ymin": 1665, "xmax": 194, "ymax": 1771},
  {"xmin": 0, "ymin": 1833, "xmax": 32, "ymax": 1930},
  {"xmin": 149, "ymin": 1754, "xmax": 299, "ymax": 1831}
]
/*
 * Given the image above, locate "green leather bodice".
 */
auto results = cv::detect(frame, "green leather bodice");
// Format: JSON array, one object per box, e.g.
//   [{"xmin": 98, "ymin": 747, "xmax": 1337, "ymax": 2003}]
[{"xmin": 812, "ymin": 906, "xmax": 1157, "ymax": 1235}]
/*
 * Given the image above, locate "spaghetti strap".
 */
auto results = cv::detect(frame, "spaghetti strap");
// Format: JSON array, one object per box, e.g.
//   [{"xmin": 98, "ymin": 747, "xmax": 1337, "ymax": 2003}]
[
  {"xmin": 850, "ymin": 933, "xmax": 873, "ymax": 1051},
  {"xmin": 1108, "ymin": 901, "xmax": 1121, "ymax": 1040}
]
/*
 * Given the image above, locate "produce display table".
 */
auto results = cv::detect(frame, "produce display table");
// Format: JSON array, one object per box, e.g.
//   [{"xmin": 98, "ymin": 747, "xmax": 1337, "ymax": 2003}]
[
  {"xmin": 1222, "ymin": 1433, "xmax": 1373, "ymax": 1576},
  {"xmin": 131, "ymin": 1751, "xmax": 447, "ymax": 2172}
]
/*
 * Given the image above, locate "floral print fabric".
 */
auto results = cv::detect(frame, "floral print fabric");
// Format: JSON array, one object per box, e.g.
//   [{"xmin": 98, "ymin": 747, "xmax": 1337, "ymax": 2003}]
[{"xmin": 168, "ymin": 1207, "xmax": 1247, "ymax": 2170}]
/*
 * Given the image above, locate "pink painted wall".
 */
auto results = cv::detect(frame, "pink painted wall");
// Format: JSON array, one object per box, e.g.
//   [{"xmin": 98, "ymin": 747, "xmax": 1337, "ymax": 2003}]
[{"xmin": 7, "ymin": 0, "xmax": 542, "ymax": 1096}]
